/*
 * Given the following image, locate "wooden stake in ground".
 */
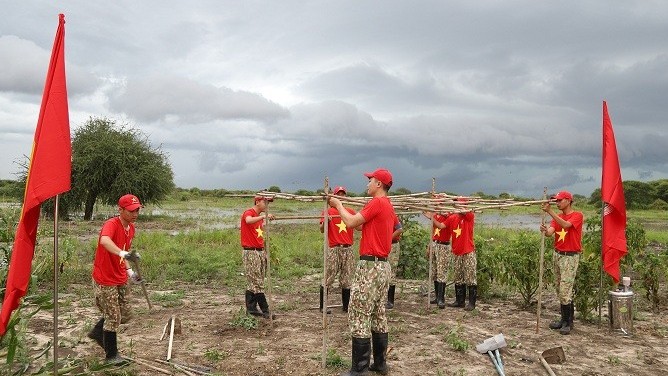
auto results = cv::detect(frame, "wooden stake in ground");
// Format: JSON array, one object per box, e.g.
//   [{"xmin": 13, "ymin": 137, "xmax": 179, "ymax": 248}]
[
  {"xmin": 264, "ymin": 198, "xmax": 274, "ymax": 327},
  {"xmin": 167, "ymin": 315, "xmax": 176, "ymax": 361},
  {"xmin": 321, "ymin": 177, "xmax": 329, "ymax": 369},
  {"xmin": 426, "ymin": 177, "xmax": 435, "ymax": 309},
  {"xmin": 536, "ymin": 187, "xmax": 547, "ymax": 333}
]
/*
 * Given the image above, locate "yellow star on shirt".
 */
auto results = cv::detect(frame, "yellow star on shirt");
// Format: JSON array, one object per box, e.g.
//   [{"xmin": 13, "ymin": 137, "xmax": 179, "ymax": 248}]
[
  {"xmin": 433, "ymin": 228, "xmax": 441, "ymax": 237},
  {"xmin": 556, "ymin": 228, "xmax": 567, "ymax": 243},
  {"xmin": 336, "ymin": 221, "xmax": 347, "ymax": 233},
  {"xmin": 255, "ymin": 227, "xmax": 264, "ymax": 239},
  {"xmin": 453, "ymin": 226, "xmax": 462, "ymax": 238}
]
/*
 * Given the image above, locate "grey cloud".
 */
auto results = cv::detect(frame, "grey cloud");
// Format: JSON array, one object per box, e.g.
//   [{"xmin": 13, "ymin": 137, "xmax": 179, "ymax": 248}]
[{"xmin": 108, "ymin": 76, "xmax": 290, "ymax": 123}]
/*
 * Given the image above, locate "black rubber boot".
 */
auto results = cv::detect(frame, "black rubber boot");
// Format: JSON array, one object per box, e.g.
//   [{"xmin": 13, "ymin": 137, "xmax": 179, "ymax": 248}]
[
  {"xmin": 560, "ymin": 304, "xmax": 572, "ymax": 335},
  {"xmin": 430, "ymin": 281, "xmax": 438, "ymax": 304},
  {"xmin": 447, "ymin": 284, "xmax": 466, "ymax": 308},
  {"xmin": 385, "ymin": 285, "xmax": 395, "ymax": 309},
  {"xmin": 437, "ymin": 282, "xmax": 446, "ymax": 309},
  {"xmin": 245, "ymin": 290, "xmax": 263, "ymax": 317},
  {"xmin": 369, "ymin": 331, "xmax": 389, "ymax": 375},
  {"xmin": 549, "ymin": 304, "xmax": 567, "ymax": 330},
  {"xmin": 340, "ymin": 337, "xmax": 371, "ymax": 376},
  {"xmin": 464, "ymin": 285, "xmax": 477, "ymax": 311},
  {"xmin": 87, "ymin": 318, "xmax": 104, "ymax": 348},
  {"xmin": 320, "ymin": 285, "xmax": 332, "ymax": 314},
  {"xmin": 342, "ymin": 288, "xmax": 351, "ymax": 312},
  {"xmin": 256, "ymin": 292, "xmax": 275, "ymax": 319},
  {"xmin": 102, "ymin": 330, "xmax": 127, "ymax": 364},
  {"xmin": 569, "ymin": 302, "xmax": 575, "ymax": 329}
]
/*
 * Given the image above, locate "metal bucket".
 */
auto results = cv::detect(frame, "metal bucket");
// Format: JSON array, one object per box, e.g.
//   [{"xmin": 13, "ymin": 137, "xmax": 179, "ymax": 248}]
[{"xmin": 608, "ymin": 290, "xmax": 633, "ymax": 336}]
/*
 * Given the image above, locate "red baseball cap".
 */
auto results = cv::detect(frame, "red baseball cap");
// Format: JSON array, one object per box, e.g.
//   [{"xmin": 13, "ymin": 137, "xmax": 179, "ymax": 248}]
[
  {"xmin": 254, "ymin": 195, "xmax": 274, "ymax": 203},
  {"xmin": 118, "ymin": 194, "xmax": 143, "ymax": 211},
  {"xmin": 552, "ymin": 191, "xmax": 573, "ymax": 201},
  {"xmin": 364, "ymin": 168, "xmax": 393, "ymax": 187},
  {"xmin": 333, "ymin": 186, "xmax": 347, "ymax": 195}
]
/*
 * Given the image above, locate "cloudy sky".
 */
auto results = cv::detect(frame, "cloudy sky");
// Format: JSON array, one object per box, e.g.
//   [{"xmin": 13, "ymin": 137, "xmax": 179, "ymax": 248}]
[{"xmin": 2, "ymin": 1, "xmax": 667, "ymax": 198}]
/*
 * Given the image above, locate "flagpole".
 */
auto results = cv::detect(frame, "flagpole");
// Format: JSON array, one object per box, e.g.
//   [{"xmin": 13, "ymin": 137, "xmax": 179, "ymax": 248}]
[
  {"xmin": 53, "ymin": 195, "xmax": 60, "ymax": 375},
  {"xmin": 598, "ymin": 199, "xmax": 604, "ymax": 325}
]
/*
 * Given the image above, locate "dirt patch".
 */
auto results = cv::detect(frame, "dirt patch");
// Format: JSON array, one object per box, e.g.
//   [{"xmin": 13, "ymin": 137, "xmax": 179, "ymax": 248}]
[{"xmin": 27, "ymin": 279, "xmax": 668, "ymax": 375}]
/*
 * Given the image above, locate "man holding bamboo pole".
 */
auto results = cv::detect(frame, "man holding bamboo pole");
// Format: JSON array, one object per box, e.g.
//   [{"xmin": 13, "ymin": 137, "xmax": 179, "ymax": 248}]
[
  {"xmin": 540, "ymin": 191, "xmax": 583, "ymax": 335},
  {"xmin": 240, "ymin": 195, "xmax": 275, "ymax": 319},
  {"xmin": 319, "ymin": 186, "xmax": 357, "ymax": 313},
  {"xmin": 423, "ymin": 211, "xmax": 457, "ymax": 309},
  {"xmin": 328, "ymin": 168, "xmax": 396, "ymax": 376},
  {"xmin": 448, "ymin": 198, "xmax": 478, "ymax": 311}
]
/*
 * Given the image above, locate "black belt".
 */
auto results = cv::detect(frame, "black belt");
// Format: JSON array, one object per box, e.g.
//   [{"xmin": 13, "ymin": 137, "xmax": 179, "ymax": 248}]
[
  {"xmin": 243, "ymin": 247, "xmax": 264, "ymax": 251},
  {"xmin": 555, "ymin": 251, "xmax": 579, "ymax": 256},
  {"xmin": 433, "ymin": 240, "xmax": 450, "ymax": 245},
  {"xmin": 392, "ymin": 240, "xmax": 399, "ymax": 244},
  {"xmin": 333, "ymin": 244, "xmax": 352, "ymax": 248},
  {"xmin": 360, "ymin": 255, "xmax": 387, "ymax": 262}
]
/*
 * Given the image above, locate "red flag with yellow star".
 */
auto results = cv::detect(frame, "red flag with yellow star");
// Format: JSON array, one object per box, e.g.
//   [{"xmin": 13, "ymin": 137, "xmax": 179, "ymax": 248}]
[{"xmin": 601, "ymin": 101, "xmax": 627, "ymax": 284}]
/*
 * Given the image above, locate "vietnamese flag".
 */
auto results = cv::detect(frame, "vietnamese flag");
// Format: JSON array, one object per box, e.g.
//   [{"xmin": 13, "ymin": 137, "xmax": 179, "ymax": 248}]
[
  {"xmin": 0, "ymin": 14, "xmax": 71, "ymax": 336},
  {"xmin": 601, "ymin": 101, "xmax": 627, "ymax": 284}
]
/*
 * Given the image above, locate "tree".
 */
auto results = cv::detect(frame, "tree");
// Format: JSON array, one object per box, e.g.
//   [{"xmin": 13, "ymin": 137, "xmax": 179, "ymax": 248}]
[{"xmin": 58, "ymin": 117, "xmax": 174, "ymax": 220}]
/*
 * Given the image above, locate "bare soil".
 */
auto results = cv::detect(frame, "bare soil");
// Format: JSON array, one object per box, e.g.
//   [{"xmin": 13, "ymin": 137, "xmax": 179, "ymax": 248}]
[{"xmin": 30, "ymin": 277, "xmax": 668, "ymax": 376}]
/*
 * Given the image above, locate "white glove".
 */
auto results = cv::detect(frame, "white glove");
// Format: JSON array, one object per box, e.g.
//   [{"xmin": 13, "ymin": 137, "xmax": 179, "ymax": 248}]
[
  {"xmin": 119, "ymin": 250, "xmax": 130, "ymax": 259},
  {"xmin": 126, "ymin": 268, "xmax": 142, "ymax": 284}
]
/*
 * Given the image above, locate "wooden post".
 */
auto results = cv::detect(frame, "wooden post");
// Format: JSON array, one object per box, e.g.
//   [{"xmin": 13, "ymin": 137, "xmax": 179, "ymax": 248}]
[
  {"xmin": 536, "ymin": 187, "xmax": 547, "ymax": 333},
  {"xmin": 427, "ymin": 178, "xmax": 435, "ymax": 309},
  {"xmin": 321, "ymin": 177, "xmax": 330, "ymax": 369},
  {"xmin": 264, "ymin": 198, "xmax": 273, "ymax": 327}
]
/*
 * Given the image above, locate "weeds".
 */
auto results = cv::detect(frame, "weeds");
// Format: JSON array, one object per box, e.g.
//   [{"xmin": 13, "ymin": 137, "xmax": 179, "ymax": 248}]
[
  {"xmin": 444, "ymin": 326, "xmax": 470, "ymax": 352},
  {"xmin": 229, "ymin": 308, "xmax": 258, "ymax": 330}
]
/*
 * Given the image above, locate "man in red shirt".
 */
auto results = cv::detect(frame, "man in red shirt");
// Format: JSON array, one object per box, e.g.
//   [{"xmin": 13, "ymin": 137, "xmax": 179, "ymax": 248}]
[
  {"xmin": 88, "ymin": 194, "xmax": 143, "ymax": 364},
  {"xmin": 448, "ymin": 199, "xmax": 477, "ymax": 311},
  {"xmin": 541, "ymin": 191, "xmax": 583, "ymax": 335},
  {"xmin": 328, "ymin": 168, "xmax": 396, "ymax": 376},
  {"xmin": 240, "ymin": 196, "xmax": 275, "ymax": 319},
  {"xmin": 424, "ymin": 211, "xmax": 457, "ymax": 309},
  {"xmin": 320, "ymin": 186, "xmax": 357, "ymax": 313}
]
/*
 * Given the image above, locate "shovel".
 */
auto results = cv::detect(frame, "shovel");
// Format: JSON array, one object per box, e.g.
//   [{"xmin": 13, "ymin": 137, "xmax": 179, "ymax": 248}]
[{"xmin": 539, "ymin": 346, "xmax": 565, "ymax": 376}]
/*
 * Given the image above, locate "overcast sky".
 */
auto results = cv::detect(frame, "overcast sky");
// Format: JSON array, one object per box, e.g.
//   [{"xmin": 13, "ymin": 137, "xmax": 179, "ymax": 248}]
[{"xmin": 2, "ymin": 1, "xmax": 667, "ymax": 198}]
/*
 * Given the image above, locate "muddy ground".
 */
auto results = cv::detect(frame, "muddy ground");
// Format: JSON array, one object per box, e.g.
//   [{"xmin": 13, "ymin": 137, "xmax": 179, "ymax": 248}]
[{"xmin": 28, "ymin": 275, "xmax": 668, "ymax": 376}]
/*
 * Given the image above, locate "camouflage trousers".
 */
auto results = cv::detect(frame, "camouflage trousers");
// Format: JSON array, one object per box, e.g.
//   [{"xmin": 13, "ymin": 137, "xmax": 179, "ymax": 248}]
[
  {"xmin": 453, "ymin": 251, "xmax": 477, "ymax": 285},
  {"xmin": 243, "ymin": 248, "xmax": 267, "ymax": 293},
  {"xmin": 553, "ymin": 252, "xmax": 580, "ymax": 305},
  {"xmin": 349, "ymin": 260, "xmax": 391, "ymax": 338},
  {"xmin": 93, "ymin": 280, "xmax": 132, "ymax": 332},
  {"xmin": 388, "ymin": 242, "xmax": 401, "ymax": 284},
  {"xmin": 324, "ymin": 245, "xmax": 355, "ymax": 289},
  {"xmin": 429, "ymin": 242, "xmax": 451, "ymax": 282}
]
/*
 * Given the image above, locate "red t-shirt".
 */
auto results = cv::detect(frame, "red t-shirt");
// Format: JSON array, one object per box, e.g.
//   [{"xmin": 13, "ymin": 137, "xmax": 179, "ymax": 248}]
[
  {"xmin": 321, "ymin": 207, "xmax": 356, "ymax": 246},
  {"xmin": 240, "ymin": 208, "xmax": 265, "ymax": 248},
  {"xmin": 92, "ymin": 217, "xmax": 134, "ymax": 286},
  {"xmin": 551, "ymin": 211, "xmax": 583, "ymax": 252},
  {"xmin": 431, "ymin": 213, "xmax": 453, "ymax": 242},
  {"xmin": 451, "ymin": 212, "xmax": 475, "ymax": 255},
  {"xmin": 359, "ymin": 196, "xmax": 396, "ymax": 258},
  {"xmin": 392, "ymin": 215, "xmax": 402, "ymax": 242}
]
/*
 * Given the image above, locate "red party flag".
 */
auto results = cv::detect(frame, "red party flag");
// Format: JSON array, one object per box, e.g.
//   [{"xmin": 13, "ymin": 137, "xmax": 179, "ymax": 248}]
[
  {"xmin": 601, "ymin": 101, "xmax": 627, "ymax": 284},
  {"xmin": 0, "ymin": 14, "xmax": 71, "ymax": 336}
]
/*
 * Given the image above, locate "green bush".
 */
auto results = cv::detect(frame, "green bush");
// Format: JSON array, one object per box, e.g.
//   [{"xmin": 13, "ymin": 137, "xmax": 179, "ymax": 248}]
[{"xmin": 396, "ymin": 215, "xmax": 429, "ymax": 279}]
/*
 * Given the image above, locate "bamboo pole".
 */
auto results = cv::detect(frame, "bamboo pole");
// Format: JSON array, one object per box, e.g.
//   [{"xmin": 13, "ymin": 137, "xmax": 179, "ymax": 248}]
[
  {"xmin": 321, "ymin": 177, "xmax": 329, "ymax": 369},
  {"xmin": 427, "ymin": 178, "xmax": 435, "ymax": 309},
  {"xmin": 53, "ymin": 195, "xmax": 60, "ymax": 376},
  {"xmin": 264, "ymin": 199, "xmax": 273, "ymax": 327},
  {"xmin": 536, "ymin": 187, "xmax": 547, "ymax": 333}
]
